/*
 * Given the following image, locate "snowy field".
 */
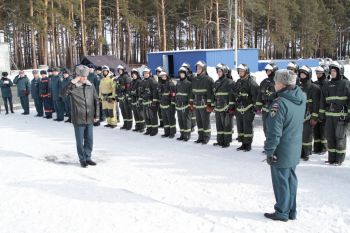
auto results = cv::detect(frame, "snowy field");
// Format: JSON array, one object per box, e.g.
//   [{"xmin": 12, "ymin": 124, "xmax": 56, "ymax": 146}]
[{"xmin": 0, "ymin": 108, "xmax": 350, "ymax": 233}]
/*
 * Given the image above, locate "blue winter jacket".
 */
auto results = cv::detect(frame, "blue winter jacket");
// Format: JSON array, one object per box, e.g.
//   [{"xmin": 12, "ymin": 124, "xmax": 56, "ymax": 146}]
[{"xmin": 264, "ymin": 86, "xmax": 306, "ymax": 168}]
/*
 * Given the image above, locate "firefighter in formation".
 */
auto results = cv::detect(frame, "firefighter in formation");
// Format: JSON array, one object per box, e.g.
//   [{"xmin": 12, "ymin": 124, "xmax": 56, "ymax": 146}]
[{"xmin": 13, "ymin": 60, "xmax": 349, "ymax": 166}]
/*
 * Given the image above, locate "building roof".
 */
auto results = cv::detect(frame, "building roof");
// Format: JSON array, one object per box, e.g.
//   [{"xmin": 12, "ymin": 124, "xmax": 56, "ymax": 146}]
[{"xmin": 80, "ymin": 55, "xmax": 131, "ymax": 73}]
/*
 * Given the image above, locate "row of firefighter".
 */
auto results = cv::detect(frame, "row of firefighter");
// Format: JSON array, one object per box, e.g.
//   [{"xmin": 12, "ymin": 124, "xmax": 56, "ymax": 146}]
[{"xmin": 1, "ymin": 60, "xmax": 348, "ymax": 166}]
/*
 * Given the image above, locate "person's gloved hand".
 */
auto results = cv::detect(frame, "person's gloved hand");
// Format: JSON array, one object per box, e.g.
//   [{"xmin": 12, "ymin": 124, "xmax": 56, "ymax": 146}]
[
  {"xmin": 228, "ymin": 108, "xmax": 235, "ymax": 116},
  {"xmin": 189, "ymin": 101, "xmax": 194, "ymax": 112},
  {"xmin": 310, "ymin": 119, "xmax": 318, "ymax": 128},
  {"xmin": 266, "ymin": 155, "xmax": 277, "ymax": 165},
  {"xmin": 206, "ymin": 103, "xmax": 213, "ymax": 113}
]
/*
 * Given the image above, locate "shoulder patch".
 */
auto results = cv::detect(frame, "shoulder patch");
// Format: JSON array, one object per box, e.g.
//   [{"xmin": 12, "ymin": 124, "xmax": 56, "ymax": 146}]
[{"xmin": 270, "ymin": 101, "xmax": 280, "ymax": 117}]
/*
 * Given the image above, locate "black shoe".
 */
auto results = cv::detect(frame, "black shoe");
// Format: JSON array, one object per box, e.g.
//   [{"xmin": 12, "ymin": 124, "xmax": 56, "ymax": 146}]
[
  {"xmin": 144, "ymin": 131, "xmax": 151, "ymax": 135},
  {"xmin": 301, "ymin": 156, "xmax": 309, "ymax": 161},
  {"xmin": 194, "ymin": 139, "xmax": 203, "ymax": 144},
  {"xmin": 244, "ymin": 144, "xmax": 252, "ymax": 152},
  {"xmin": 93, "ymin": 121, "xmax": 100, "ymax": 126},
  {"xmin": 11, "ymin": 110, "xmax": 14, "ymax": 113},
  {"xmin": 109, "ymin": 125, "xmax": 116, "ymax": 128},
  {"xmin": 213, "ymin": 142, "xmax": 222, "ymax": 146},
  {"xmin": 236, "ymin": 144, "xmax": 245, "ymax": 151},
  {"xmin": 289, "ymin": 215, "xmax": 296, "ymax": 220},
  {"xmin": 183, "ymin": 137, "xmax": 190, "ymax": 142},
  {"xmin": 201, "ymin": 140, "xmax": 209, "ymax": 145},
  {"xmin": 161, "ymin": 134, "xmax": 169, "ymax": 138},
  {"xmin": 65, "ymin": 118, "xmax": 71, "ymax": 123},
  {"xmin": 325, "ymin": 160, "xmax": 335, "ymax": 165},
  {"xmin": 45, "ymin": 116, "xmax": 52, "ymax": 119},
  {"xmin": 139, "ymin": 128, "xmax": 145, "ymax": 133},
  {"xmin": 177, "ymin": 137, "xmax": 184, "ymax": 141},
  {"xmin": 120, "ymin": 126, "xmax": 127, "ymax": 130},
  {"xmin": 104, "ymin": 124, "xmax": 111, "ymax": 128},
  {"xmin": 132, "ymin": 128, "xmax": 139, "ymax": 132},
  {"xmin": 334, "ymin": 161, "xmax": 343, "ymax": 166},
  {"xmin": 22, "ymin": 112, "xmax": 29, "ymax": 115},
  {"xmin": 169, "ymin": 135, "xmax": 175, "ymax": 139},
  {"xmin": 80, "ymin": 161, "xmax": 88, "ymax": 168},
  {"xmin": 54, "ymin": 119, "xmax": 63, "ymax": 122},
  {"xmin": 222, "ymin": 143, "xmax": 230, "ymax": 148},
  {"xmin": 264, "ymin": 213, "xmax": 288, "ymax": 222},
  {"xmin": 150, "ymin": 132, "xmax": 158, "ymax": 136},
  {"xmin": 86, "ymin": 160, "xmax": 97, "ymax": 166},
  {"xmin": 5, "ymin": 112, "xmax": 9, "ymax": 115}
]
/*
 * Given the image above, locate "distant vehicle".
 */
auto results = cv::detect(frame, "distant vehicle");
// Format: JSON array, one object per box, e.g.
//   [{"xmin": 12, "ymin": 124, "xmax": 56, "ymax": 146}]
[{"xmin": 318, "ymin": 58, "xmax": 333, "ymax": 66}]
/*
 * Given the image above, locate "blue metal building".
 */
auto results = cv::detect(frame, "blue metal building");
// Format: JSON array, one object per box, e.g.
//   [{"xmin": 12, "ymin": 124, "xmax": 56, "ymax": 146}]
[
  {"xmin": 147, "ymin": 48, "xmax": 259, "ymax": 76},
  {"xmin": 258, "ymin": 59, "xmax": 320, "ymax": 71}
]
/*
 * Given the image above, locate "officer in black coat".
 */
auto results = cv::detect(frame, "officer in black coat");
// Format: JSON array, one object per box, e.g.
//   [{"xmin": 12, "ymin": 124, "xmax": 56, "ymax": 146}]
[
  {"xmin": 213, "ymin": 64, "xmax": 235, "ymax": 148},
  {"xmin": 299, "ymin": 65, "xmax": 321, "ymax": 161},
  {"xmin": 313, "ymin": 65, "xmax": 328, "ymax": 153},
  {"xmin": 175, "ymin": 67, "xmax": 193, "ymax": 141},
  {"xmin": 130, "ymin": 68, "xmax": 145, "ymax": 132},
  {"xmin": 233, "ymin": 64, "xmax": 259, "ymax": 152}
]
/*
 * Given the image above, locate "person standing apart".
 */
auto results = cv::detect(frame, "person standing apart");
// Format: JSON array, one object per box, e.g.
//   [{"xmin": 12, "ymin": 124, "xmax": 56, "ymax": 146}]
[
  {"xmin": 264, "ymin": 69, "xmax": 306, "ymax": 221},
  {"xmin": 61, "ymin": 65, "xmax": 100, "ymax": 168}
]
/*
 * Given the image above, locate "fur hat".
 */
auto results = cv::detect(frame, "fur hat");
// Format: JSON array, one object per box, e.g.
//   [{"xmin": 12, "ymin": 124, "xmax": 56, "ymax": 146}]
[
  {"xmin": 274, "ymin": 69, "xmax": 297, "ymax": 86},
  {"xmin": 75, "ymin": 65, "xmax": 90, "ymax": 77}
]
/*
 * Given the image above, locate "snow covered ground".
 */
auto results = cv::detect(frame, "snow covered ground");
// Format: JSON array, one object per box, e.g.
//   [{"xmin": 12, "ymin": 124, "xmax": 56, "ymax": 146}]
[{"xmin": 0, "ymin": 109, "xmax": 350, "ymax": 233}]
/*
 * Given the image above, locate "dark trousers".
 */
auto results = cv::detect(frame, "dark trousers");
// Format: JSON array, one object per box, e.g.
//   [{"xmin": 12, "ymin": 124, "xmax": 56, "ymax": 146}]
[
  {"xmin": 177, "ymin": 108, "xmax": 191, "ymax": 140},
  {"xmin": 215, "ymin": 111, "xmax": 233, "ymax": 145},
  {"xmin": 313, "ymin": 121, "xmax": 327, "ymax": 153},
  {"xmin": 161, "ymin": 105, "xmax": 176, "ymax": 136},
  {"xmin": 302, "ymin": 121, "xmax": 313, "ymax": 159},
  {"xmin": 262, "ymin": 111, "xmax": 269, "ymax": 137},
  {"xmin": 43, "ymin": 97, "xmax": 53, "ymax": 117},
  {"xmin": 271, "ymin": 166, "xmax": 297, "ymax": 220},
  {"xmin": 63, "ymin": 97, "xmax": 71, "ymax": 117},
  {"xmin": 20, "ymin": 96, "xmax": 30, "ymax": 113},
  {"xmin": 235, "ymin": 110, "xmax": 255, "ymax": 145},
  {"xmin": 195, "ymin": 108, "xmax": 211, "ymax": 142},
  {"xmin": 132, "ymin": 103, "xmax": 145, "ymax": 130},
  {"xmin": 33, "ymin": 97, "xmax": 43, "ymax": 116},
  {"xmin": 158, "ymin": 107, "xmax": 163, "ymax": 126},
  {"xmin": 2, "ymin": 97, "xmax": 14, "ymax": 113},
  {"xmin": 143, "ymin": 104, "xmax": 158, "ymax": 134},
  {"xmin": 120, "ymin": 98, "xmax": 133, "ymax": 129},
  {"xmin": 73, "ymin": 124, "xmax": 93, "ymax": 163},
  {"xmin": 53, "ymin": 99, "xmax": 64, "ymax": 120},
  {"xmin": 326, "ymin": 117, "xmax": 347, "ymax": 164},
  {"xmin": 190, "ymin": 110, "xmax": 196, "ymax": 129}
]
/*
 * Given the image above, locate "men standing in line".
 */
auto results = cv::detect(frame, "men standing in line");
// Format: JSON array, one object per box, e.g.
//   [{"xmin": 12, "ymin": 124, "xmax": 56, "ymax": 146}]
[
  {"xmin": 158, "ymin": 71, "xmax": 177, "ymax": 138},
  {"xmin": 181, "ymin": 62, "xmax": 196, "ymax": 131},
  {"xmin": 175, "ymin": 67, "xmax": 192, "ymax": 141},
  {"xmin": 213, "ymin": 64, "xmax": 235, "ymax": 148},
  {"xmin": 0, "ymin": 72, "xmax": 14, "ymax": 114},
  {"xmin": 61, "ymin": 69, "xmax": 73, "ymax": 123},
  {"xmin": 190, "ymin": 60, "xmax": 214, "ymax": 144},
  {"xmin": 140, "ymin": 67, "xmax": 159, "ymax": 136},
  {"xmin": 40, "ymin": 70, "xmax": 53, "ymax": 119},
  {"xmin": 313, "ymin": 65, "xmax": 329, "ymax": 154},
  {"xmin": 13, "ymin": 70, "xmax": 30, "ymax": 115},
  {"xmin": 99, "ymin": 66, "xmax": 117, "ymax": 128},
  {"xmin": 116, "ymin": 65, "xmax": 133, "ymax": 130},
  {"xmin": 51, "ymin": 68, "xmax": 64, "ymax": 121},
  {"xmin": 256, "ymin": 63, "xmax": 278, "ymax": 136},
  {"xmin": 319, "ymin": 61, "xmax": 350, "ymax": 166},
  {"xmin": 155, "ymin": 66, "xmax": 164, "ymax": 128},
  {"xmin": 31, "ymin": 70, "xmax": 43, "ymax": 117},
  {"xmin": 298, "ymin": 65, "xmax": 321, "ymax": 161},
  {"xmin": 233, "ymin": 64, "xmax": 259, "ymax": 152},
  {"xmin": 130, "ymin": 68, "xmax": 145, "ymax": 132}
]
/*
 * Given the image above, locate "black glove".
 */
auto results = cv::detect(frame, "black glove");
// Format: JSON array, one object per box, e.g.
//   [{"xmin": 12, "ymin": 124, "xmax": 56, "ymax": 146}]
[{"xmin": 266, "ymin": 155, "xmax": 277, "ymax": 165}]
